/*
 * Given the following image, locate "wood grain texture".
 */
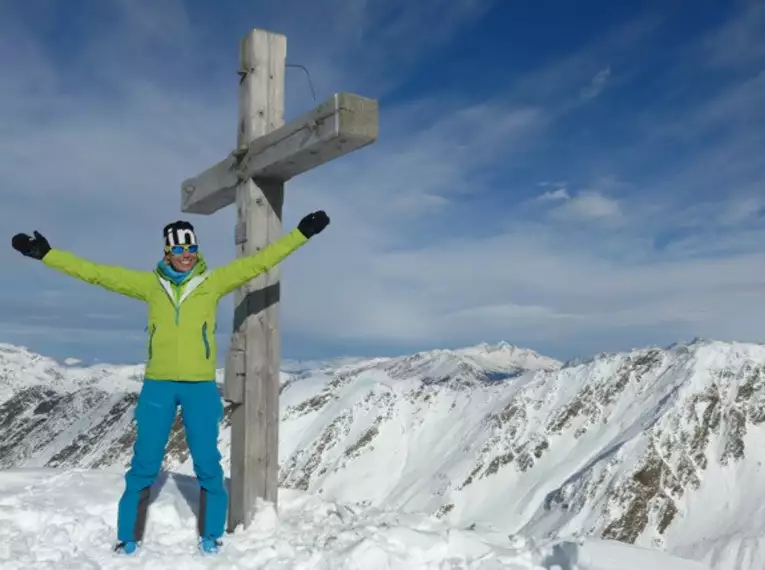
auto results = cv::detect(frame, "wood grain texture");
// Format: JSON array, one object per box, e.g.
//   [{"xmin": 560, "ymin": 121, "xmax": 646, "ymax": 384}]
[
  {"xmin": 226, "ymin": 28, "xmax": 286, "ymax": 533},
  {"xmin": 180, "ymin": 92, "xmax": 379, "ymax": 215}
]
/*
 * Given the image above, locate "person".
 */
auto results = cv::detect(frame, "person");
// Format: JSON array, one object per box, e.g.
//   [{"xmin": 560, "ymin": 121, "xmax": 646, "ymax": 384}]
[{"xmin": 10, "ymin": 210, "xmax": 330, "ymax": 556}]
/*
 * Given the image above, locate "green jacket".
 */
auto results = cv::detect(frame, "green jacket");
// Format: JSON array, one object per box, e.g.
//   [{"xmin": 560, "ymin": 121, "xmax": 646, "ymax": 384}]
[{"xmin": 42, "ymin": 228, "xmax": 308, "ymax": 381}]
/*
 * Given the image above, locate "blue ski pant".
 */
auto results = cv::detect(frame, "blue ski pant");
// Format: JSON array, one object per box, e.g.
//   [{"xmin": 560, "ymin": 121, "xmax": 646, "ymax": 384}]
[{"xmin": 117, "ymin": 379, "xmax": 227, "ymax": 542}]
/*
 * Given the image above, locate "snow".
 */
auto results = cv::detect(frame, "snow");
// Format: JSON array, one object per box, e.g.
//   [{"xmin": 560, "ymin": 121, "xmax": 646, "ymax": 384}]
[
  {"xmin": 5, "ymin": 338, "xmax": 765, "ymax": 568},
  {"xmin": 0, "ymin": 343, "xmax": 146, "ymax": 402},
  {"xmin": 0, "ymin": 468, "xmax": 709, "ymax": 569}
]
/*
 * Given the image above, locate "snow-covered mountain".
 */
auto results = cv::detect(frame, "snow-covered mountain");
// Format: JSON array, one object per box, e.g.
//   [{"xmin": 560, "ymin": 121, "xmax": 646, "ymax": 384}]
[{"xmin": 2, "ymin": 338, "xmax": 764, "ymax": 569}]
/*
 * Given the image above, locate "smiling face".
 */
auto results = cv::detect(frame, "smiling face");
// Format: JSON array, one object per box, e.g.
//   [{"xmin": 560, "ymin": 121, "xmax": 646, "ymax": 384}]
[{"xmin": 166, "ymin": 248, "xmax": 197, "ymax": 272}]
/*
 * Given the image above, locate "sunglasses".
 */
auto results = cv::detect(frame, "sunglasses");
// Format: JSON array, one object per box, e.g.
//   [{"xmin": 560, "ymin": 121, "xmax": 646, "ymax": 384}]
[{"xmin": 166, "ymin": 244, "xmax": 198, "ymax": 255}]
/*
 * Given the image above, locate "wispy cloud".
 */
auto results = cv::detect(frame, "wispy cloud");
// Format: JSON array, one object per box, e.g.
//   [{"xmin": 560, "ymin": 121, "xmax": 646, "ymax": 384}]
[
  {"xmin": 547, "ymin": 190, "xmax": 622, "ymax": 224},
  {"xmin": 701, "ymin": 0, "xmax": 765, "ymax": 67},
  {"xmin": 1, "ymin": 1, "xmax": 763, "ymax": 364},
  {"xmin": 580, "ymin": 66, "xmax": 611, "ymax": 99},
  {"xmin": 537, "ymin": 185, "xmax": 570, "ymax": 202}
]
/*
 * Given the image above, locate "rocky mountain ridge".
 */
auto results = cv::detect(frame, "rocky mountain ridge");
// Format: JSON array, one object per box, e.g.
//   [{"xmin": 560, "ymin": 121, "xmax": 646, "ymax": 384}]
[{"xmin": 1, "ymin": 338, "xmax": 763, "ymax": 569}]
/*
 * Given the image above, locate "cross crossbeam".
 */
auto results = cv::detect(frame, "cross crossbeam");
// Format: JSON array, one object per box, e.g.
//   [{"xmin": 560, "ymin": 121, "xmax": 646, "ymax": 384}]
[{"xmin": 181, "ymin": 92, "xmax": 378, "ymax": 215}]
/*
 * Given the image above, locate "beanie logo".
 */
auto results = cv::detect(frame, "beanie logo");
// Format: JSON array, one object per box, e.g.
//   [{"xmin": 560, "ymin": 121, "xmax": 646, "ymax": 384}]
[{"xmin": 165, "ymin": 227, "xmax": 197, "ymax": 247}]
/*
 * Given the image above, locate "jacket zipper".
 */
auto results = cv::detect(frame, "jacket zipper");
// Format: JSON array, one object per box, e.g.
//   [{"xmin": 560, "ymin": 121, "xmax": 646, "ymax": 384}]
[
  {"xmin": 148, "ymin": 324, "xmax": 157, "ymax": 361},
  {"xmin": 202, "ymin": 322, "xmax": 210, "ymax": 360}
]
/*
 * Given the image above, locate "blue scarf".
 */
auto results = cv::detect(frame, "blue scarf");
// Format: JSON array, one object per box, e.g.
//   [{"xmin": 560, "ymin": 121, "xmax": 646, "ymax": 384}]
[{"xmin": 157, "ymin": 260, "xmax": 191, "ymax": 285}]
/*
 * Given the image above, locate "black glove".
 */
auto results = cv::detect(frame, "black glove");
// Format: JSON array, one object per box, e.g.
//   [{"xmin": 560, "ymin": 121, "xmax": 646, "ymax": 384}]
[
  {"xmin": 297, "ymin": 210, "xmax": 330, "ymax": 239},
  {"xmin": 12, "ymin": 231, "xmax": 51, "ymax": 260}
]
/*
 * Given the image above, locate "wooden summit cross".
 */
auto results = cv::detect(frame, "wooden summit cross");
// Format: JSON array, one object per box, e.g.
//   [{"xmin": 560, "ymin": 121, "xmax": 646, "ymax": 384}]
[{"xmin": 179, "ymin": 28, "xmax": 378, "ymax": 533}]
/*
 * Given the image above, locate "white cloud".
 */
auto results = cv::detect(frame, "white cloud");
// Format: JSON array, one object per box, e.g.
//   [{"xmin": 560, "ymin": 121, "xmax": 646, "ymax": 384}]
[
  {"xmin": 537, "ymin": 188, "xmax": 570, "ymax": 201},
  {"xmin": 547, "ymin": 191, "xmax": 622, "ymax": 223},
  {"xmin": 719, "ymin": 195, "xmax": 765, "ymax": 226},
  {"xmin": 279, "ymin": 221, "xmax": 765, "ymax": 354},
  {"xmin": 701, "ymin": 0, "xmax": 765, "ymax": 67},
  {"xmin": 580, "ymin": 66, "xmax": 611, "ymax": 99},
  {"xmin": 1, "ymin": 1, "xmax": 764, "ymax": 364}
]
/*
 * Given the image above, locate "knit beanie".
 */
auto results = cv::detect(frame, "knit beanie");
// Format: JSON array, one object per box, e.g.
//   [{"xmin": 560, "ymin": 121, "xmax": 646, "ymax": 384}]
[{"xmin": 163, "ymin": 220, "xmax": 197, "ymax": 248}]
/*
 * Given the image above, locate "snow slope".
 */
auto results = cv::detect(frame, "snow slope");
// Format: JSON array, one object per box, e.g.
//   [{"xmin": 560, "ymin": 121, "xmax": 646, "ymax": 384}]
[
  {"xmin": 2, "ymin": 338, "xmax": 763, "ymax": 568},
  {"xmin": 0, "ymin": 468, "xmax": 710, "ymax": 569},
  {"xmin": 271, "ymin": 339, "xmax": 765, "ymax": 570}
]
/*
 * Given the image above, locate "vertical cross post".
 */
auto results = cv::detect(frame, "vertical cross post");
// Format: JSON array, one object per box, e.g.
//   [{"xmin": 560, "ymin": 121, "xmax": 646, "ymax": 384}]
[{"xmin": 227, "ymin": 29, "xmax": 286, "ymax": 532}]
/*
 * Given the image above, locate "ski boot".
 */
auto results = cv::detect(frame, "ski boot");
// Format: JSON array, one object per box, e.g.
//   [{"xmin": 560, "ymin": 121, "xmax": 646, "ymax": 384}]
[
  {"xmin": 114, "ymin": 541, "xmax": 139, "ymax": 555},
  {"xmin": 199, "ymin": 537, "xmax": 222, "ymax": 555}
]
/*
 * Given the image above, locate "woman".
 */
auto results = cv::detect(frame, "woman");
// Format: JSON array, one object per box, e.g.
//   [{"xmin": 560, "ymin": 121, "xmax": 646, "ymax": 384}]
[{"xmin": 11, "ymin": 210, "xmax": 329, "ymax": 555}]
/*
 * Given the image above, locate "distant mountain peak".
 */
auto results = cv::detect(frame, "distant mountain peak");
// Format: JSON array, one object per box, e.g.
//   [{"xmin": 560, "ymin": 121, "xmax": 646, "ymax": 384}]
[{"xmin": 1, "ymin": 338, "xmax": 763, "ymax": 569}]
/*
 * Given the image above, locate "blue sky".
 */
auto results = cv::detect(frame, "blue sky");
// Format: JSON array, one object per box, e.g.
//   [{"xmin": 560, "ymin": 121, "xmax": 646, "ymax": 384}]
[{"xmin": 1, "ymin": 0, "xmax": 764, "ymax": 366}]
